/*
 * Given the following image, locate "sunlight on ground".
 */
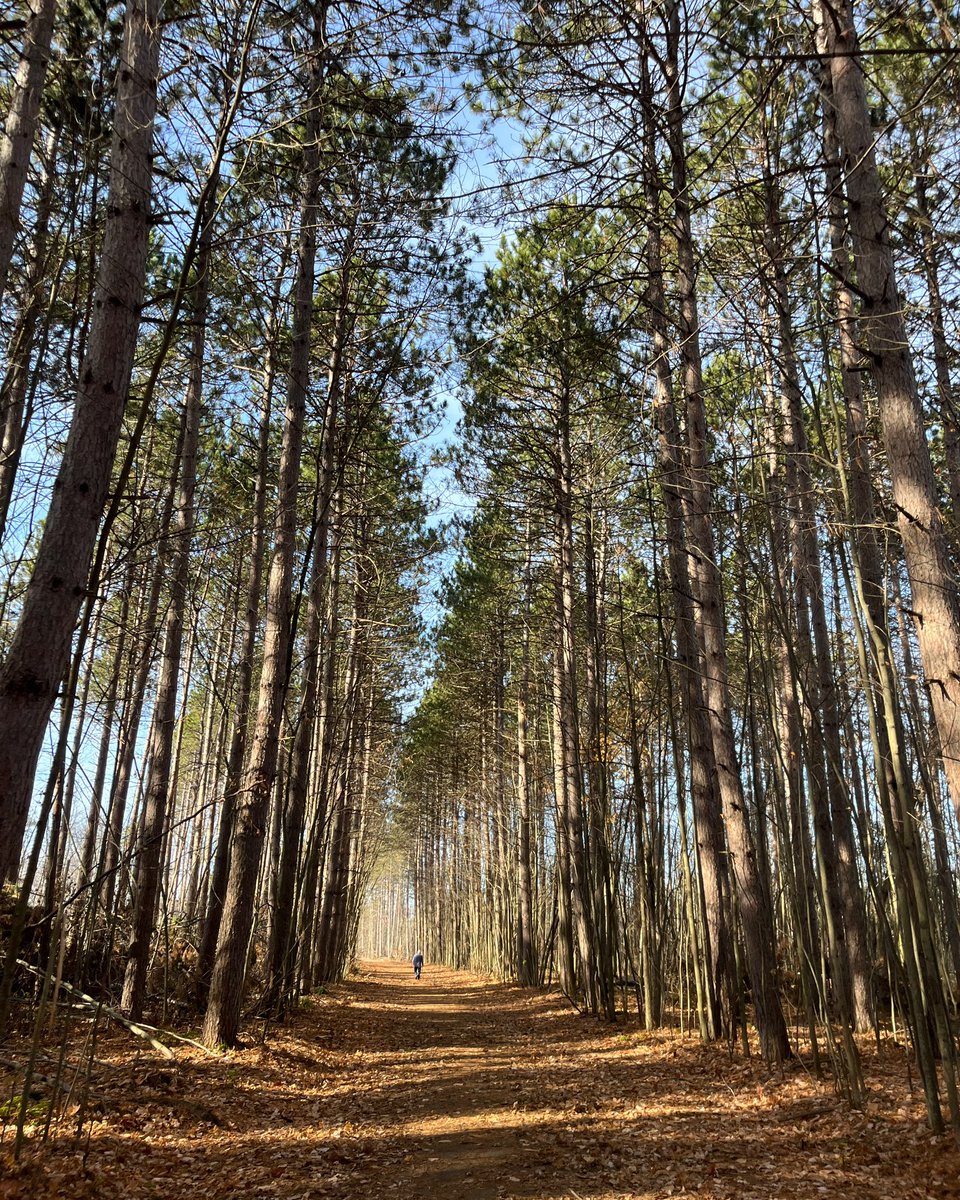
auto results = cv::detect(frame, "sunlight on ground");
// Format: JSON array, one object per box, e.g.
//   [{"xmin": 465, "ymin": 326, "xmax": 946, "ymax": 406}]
[{"xmin": 2, "ymin": 961, "xmax": 957, "ymax": 1200}]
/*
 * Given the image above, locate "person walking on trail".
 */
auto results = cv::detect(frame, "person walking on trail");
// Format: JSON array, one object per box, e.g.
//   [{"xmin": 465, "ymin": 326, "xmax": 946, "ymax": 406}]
[{"xmin": 412, "ymin": 950, "xmax": 424, "ymax": 980}]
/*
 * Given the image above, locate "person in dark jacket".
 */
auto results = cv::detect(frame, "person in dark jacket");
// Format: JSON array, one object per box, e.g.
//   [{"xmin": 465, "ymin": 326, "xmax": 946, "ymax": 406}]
[{"xmin": 412, "ymin": 951, "xmax": 424, "ymax": 980}]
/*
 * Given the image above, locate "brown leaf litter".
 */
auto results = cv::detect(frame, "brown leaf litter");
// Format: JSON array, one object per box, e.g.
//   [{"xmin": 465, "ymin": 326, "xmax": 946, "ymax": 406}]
[{"xmin": 1, "ymin": 960, "xmax": 958, "ymax": 1199}]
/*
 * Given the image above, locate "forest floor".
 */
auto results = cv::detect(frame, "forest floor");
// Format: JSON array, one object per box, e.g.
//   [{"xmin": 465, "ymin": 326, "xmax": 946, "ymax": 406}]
[{"xmin": 1, "ymin": 959, "xmax": 959, "ymax": 1199}]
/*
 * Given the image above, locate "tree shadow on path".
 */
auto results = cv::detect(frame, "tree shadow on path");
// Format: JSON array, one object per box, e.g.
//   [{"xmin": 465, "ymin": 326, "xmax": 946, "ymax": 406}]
[{"xmin": 5, "ymin": 958, "xmax": 958, "ymax": 1200}]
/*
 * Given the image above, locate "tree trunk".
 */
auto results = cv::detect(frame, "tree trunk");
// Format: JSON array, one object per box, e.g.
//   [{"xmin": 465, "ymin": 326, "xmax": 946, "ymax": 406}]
[
  {"xmin": 816, "ymin": 0, "xmax": 960, "ymax": 825},
  {"xmin": 263, "ymin": 244, "xmax": 352, "ymax": 1013},
  {"xmin": 582, "ymin": 465, "xmax": 616, "ymax": 1018},
  {"xmin": 96, "ymin": 478, "xmax": 176, "ymax": 924},
  {"xmin": 0, "ymin": 122, "xmax": 61, "ymax": 541},
  {"xmin": 551, "ymin": 368, "xmax": 597, "ymax": 1012},
  {"xmin": 201, "ymin": 12, "xmax": 326, "ymax": 1047},
  {"xmin": 196, "ymin": 266, "xmax": 281, "ymax": 998},
  {"xmin": 913, "ymin": 159, "xmax": 960, "ymax": 523},
  {"xmin": 0, "ymin": 0, "xmax": 57, "ymax": 301},
  {"xmin": 120, "ymin": 177, "xmax": 214, "ymax": 1017},
  {"xmin": 0, "ymin": 0, "xmax": 161, "ymax": 884},
  {"xmin": 640, "ymin": 48, "xmax": 729, "ymax": 1040},
  {"xmin": 516, "ymin": 521, "xmax": 537, "ymax": 986},
  {"xmin": 662, "ymin": 0, "xmax": 789, "ymax": 1061},
  {"xmin": 296, "ymin": 497, "xmax": 344, "ymax": 994},
  {"xmin": 314, "ymin": 543, "xmax": 368, "ymax": 983}
]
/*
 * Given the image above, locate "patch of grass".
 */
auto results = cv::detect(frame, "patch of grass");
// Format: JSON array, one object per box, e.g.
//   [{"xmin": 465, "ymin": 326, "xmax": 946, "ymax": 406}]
[{"xmin": 0, "ymin": 1096, "xmax": 49, "ymax": 1125}]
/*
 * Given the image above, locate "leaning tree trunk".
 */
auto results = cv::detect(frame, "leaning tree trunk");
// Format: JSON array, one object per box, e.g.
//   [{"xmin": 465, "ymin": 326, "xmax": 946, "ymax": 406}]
[
  {"xmin": 0, "ymin": 0, "xmax": 161, "ymax": 884},
  {"xmin": 0, "ymin": 0, "xmax": 57, "ymax": 302}
]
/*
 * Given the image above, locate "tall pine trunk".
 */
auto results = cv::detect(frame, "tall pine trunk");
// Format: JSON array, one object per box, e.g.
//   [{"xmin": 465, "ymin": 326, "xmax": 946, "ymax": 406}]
[
  {"xmin": 120, "ymin": 180, "xmax": 215, "ymax": 1018},
  {"xmin": 662, "ymin": 0, "xmax": 789, "ymax": 1061},
  {"xmin": 0, "ymin": 0, "xmax": 161, "ymax": 883},
  {"xmin": 640, "ymin": 51, "xmax": 729, "ymax": 1039},
  {"xmin": 551, "ymin": 370, "xmax": 597, "ymax": 1011},
  {"xmin": 201, "ymin": 9, "xmax": 326, "ymax": 1047},
  {"xmin": 0, "ymin": 0, "xmax": 57, "ymax": 301},
  {"xmin": 263, "ymin": 244, "xmax": 352, "ymax": 1012},
  {"xmin": 196, "ymin": 263, "xmax": 282, "ymax": 998},
  {"xmin": 516, "ymin": 521, "xmax": 537, "ymax": 986},
  {"xmin": 816, "ymin": 0, "xmax": 960, "ymax": 824}
]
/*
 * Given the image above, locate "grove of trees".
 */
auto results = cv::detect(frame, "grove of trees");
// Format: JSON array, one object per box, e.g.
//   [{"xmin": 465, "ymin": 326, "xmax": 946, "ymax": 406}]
[{"xmin": 3, "ymin": 0, "xmax": 960, "ymax": 1144}]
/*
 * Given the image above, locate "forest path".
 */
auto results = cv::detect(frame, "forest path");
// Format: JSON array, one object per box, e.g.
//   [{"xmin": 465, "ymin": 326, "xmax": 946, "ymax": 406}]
[{"xmin": 5, "ymin": 959, "xmax": 958, "ymax": 1199}]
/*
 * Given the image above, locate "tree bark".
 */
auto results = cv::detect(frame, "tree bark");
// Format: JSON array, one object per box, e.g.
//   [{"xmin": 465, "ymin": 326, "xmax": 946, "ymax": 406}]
[
  {"xmin": 640, "ymin": 49, "xmax": 729, "ymax": 1040},
  {"xmin": 0, "ymin": 0, "xmax": 161, "ymax": 884},
  {"xmin": 120, "ymin": 177, "xmax": 214, "ymax": 1018},
  {"xmin": 816, "ymin": 0, "xmax": 960, "ymax": 824},
  {"xmin": 662, "ymin": 0, "xmax": 790, "ymax": 1061},
  {"xmin": 201, "ymin": 9, "xmax": 326, "ymax": 1047},
  {"xmin": 0, "ymin": 0, "xmax": 57, "ymax": 302}
]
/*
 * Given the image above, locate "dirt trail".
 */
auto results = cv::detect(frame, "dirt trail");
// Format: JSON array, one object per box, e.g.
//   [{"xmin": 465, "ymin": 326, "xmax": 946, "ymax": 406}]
[{"xmin": 4, "ymin": 959, "xmax": 959, "ymax": 1199}]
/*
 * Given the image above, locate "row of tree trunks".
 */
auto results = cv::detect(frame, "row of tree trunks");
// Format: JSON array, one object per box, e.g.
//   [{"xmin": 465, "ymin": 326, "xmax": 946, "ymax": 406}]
[
  {"xmin": 201, "ymin": 2, "xmax": 329, "ymax": 1049},
  {"xmin": 660, "ymin": 0, "xmax": 791, "ymax": 1063},
  {"xmin": 263, "ymin": 243, "xmax": 352, "ymax": 1014},
  {"xmin": 815, "ymin": 0, "xmax": 960, "ymax": 1133},
  {"xmin": 120, "ymin": 171, "xmax": 216, "ymax": 1019}
]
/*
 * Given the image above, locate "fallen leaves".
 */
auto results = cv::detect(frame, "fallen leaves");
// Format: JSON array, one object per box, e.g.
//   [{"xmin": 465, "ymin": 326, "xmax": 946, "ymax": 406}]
[{"xmin": 1, "ymin": 962, "xmax": 958, "ymax": 1199}]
